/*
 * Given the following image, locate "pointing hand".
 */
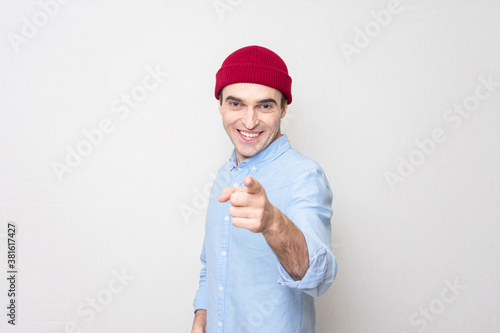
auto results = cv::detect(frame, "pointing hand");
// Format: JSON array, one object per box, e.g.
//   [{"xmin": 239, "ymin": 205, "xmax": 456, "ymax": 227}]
[{"xmin": 219, "ymin": 176, "xmax": 276, "ymax": 233}]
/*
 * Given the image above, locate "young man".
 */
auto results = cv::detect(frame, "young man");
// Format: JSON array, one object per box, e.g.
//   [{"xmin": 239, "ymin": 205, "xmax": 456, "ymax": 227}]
[{"xmin": 192, "ymin": 45, "xmax": 337, "ymax": 333}]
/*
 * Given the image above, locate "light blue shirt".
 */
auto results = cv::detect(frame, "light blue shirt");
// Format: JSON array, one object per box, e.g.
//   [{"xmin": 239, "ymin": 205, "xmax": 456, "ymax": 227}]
[{"xmin": 193, "ymin": 134, "xmax": 337, "ymax": 333}]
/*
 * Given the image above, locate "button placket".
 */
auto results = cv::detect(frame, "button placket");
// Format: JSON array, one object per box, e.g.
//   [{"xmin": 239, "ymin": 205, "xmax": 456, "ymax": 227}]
[{"xmin": 216, "ymin": 200, "xmax": 231, "ymax": 332}]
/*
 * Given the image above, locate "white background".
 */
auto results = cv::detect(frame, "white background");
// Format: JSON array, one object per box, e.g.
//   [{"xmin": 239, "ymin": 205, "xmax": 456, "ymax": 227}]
[{"xmin": 1, "ymin": 0, "xmax": 499, "ymax": 332}]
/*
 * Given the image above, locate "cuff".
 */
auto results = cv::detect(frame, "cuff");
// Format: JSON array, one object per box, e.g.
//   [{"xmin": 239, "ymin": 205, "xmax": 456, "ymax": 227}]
[
  {"xmin": 193, "ymin": 288, "xmax": 207, "ymax": 313},
  {"xmin": 276, "ymin": 232, "xmax": 329, "ymax": 292}
]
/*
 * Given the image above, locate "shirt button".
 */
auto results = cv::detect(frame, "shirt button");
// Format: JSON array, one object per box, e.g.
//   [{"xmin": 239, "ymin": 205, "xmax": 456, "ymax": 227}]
[
  {"xmin": 232, "ymin": 182, "xmax": 238, "ymax": 187},
  {"xmin": 224, "ymin": 215, "xmax": 229, "ymax": 221},
  {"xmin": 218, "ymin": 322, "xmax": 223, "ymax": 327},
  {"xmin": 252, "ymin": 166, "xmax": 256, "ymax": 171},
  {"xmin": 221, "ymin": 251, "xmax": 227, "ymax": 256},
  {"xmin": 219, "ymin": 286, "xmax": 224, "ymax": 291}
]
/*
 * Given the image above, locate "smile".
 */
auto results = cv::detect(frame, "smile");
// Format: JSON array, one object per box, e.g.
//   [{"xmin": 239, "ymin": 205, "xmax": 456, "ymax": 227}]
[
  {"xmin": 237, "ymin": 130, "xmax": 262, "ymax": 141},
  {"xmin": 239, "ymin": 130, "xmax": 260, "ymax": 137}
]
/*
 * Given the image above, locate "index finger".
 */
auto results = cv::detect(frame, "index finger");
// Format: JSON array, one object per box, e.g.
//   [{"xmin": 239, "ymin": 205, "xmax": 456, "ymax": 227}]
[{"xmin": 243, "ymin": 176, "xmax": 262, "ymax": 194}]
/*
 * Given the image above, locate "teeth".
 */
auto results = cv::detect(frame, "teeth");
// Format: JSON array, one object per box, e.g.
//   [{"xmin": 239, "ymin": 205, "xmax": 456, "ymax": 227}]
[{"xmin": 240, "ymin": 130, "xmax": 259, "ymax": 138}]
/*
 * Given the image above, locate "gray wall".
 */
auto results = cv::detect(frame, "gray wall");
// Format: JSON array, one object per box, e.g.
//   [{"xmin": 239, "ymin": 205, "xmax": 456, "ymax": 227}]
[{"xmin": 1, "ymin": 0, "xmax": 499, "ymax": 332}]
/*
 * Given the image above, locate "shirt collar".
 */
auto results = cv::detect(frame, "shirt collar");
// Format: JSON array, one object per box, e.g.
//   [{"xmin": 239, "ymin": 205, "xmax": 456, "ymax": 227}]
[{"xmin": 228, "ymin": 134, "xmax": 291, "ymax": 173}]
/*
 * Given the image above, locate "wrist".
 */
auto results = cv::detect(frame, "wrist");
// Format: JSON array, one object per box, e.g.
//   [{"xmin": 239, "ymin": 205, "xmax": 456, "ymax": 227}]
[
  {"xmin": 263, "ymin": 204, "xmax": 284, "ymax": 236},
  {"xmin": 193, "ymin": 309, "xmax": 207, "ymax": 325}
]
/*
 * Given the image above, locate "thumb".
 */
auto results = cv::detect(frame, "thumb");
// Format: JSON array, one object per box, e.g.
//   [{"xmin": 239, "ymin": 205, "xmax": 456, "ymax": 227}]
[{"xmin": 219, "ymin": 187, "xmax": 243, "ymax": 202}]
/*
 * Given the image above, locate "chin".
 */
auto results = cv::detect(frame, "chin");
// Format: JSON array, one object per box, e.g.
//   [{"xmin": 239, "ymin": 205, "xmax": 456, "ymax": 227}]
[{"xmin": 237, "ymin": 149, "xmax": 257, "ymax": 159}]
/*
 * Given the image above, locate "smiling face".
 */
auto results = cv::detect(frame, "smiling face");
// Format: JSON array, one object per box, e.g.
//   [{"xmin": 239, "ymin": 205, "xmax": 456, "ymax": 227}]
[{"xmin": 219, "ymin": 83, "xmax": 287, "ymax": 164}]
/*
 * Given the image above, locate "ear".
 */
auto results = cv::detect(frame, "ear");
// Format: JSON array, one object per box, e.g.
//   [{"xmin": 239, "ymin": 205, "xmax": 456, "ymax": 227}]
[
  {"xmin": 218, "ymin": 90, "xmax": 224, "ymax": 115},
  {"xmin": 280, "ymin": 104, "xmax": 288, "ymax": 119}
]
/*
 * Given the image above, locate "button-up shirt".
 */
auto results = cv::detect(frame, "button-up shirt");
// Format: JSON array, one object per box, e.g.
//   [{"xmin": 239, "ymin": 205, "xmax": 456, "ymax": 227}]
[{"xmin": 193, "ymin": 134, "xmax": 337, "ymax": 333}]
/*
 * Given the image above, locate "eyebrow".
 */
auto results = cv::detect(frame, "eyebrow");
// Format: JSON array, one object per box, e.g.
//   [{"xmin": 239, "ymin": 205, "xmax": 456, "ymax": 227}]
[
  {"xmin": 225, "ymin": 96, "xmax": 243, "ymax": 103},
  {"xmin": 225, "ymin": 96, "xmax": 277, "ymax": 105},
  {"xmin": 256, "ymin": 98, "xmax": 277, "ymax": 105}
]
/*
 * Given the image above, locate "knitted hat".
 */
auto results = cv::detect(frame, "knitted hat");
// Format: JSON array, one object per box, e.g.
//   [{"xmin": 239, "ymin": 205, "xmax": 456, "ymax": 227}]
[{"xmin": 215, "ymin": 45, "xmax": 292, "ymax": 104}]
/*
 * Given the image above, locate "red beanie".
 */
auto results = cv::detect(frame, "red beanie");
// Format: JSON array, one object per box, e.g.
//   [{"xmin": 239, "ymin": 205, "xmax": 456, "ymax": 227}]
[{"xmin": 215, "ymin": 45, "xmax": 292, "ymax": 104}]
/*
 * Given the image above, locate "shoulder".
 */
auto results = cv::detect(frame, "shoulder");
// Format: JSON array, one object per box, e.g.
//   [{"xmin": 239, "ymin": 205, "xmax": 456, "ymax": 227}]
[
  {"xmin": 279, "ymin": 147, "xmax": 326, "ymax": 177},
  {"xmin": 215, "ymin": 161, "xmax": 232, "ymax": 180},
  {"xmin": 263, "ymin": 147, "xmax": 330, "ymax": 194}
]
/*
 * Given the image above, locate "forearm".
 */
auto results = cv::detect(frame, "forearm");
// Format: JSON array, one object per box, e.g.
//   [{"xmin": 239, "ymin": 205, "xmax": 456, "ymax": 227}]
[
  {"xmin": 262, "ymin": 205, "xmax": 309, "ymax": 280},
  {"xmin": 191, "ymin": 309, "xmax": 207, "ymax": 333}
]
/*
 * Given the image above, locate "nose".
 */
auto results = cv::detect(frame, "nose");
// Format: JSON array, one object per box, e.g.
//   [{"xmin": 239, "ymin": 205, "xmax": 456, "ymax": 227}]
[{"xmin": 242, "ymin": 108, "xmax": 258, "ymax": 129}]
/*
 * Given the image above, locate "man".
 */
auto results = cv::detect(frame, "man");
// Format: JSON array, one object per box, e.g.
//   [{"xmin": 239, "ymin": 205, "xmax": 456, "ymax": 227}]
[{"xmin": 192, "ymin": 45, "xmax": 337, "ymax": 333}]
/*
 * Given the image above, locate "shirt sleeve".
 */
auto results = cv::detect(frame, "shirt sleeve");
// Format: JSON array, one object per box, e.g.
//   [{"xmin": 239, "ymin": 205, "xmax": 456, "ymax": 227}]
[
  {"xmin": 277, "ymin": 166, "xmax": 338, "ymax": 297},
  {"xmin": 193, "ymin": 238, "xmax": 207, "ymax": 312}
]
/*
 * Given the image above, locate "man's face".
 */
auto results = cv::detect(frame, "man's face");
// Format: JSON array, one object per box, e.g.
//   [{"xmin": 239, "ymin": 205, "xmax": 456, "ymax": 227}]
[{"xmin": 219, "ymin": 83, "xmax": 287, "ymax": 164}]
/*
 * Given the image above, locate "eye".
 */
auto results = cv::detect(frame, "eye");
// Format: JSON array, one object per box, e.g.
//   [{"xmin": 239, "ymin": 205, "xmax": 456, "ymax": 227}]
[
  {"xmin": 227, "ymin": 101, "xmax": 243, "ymax": 110},
  {"xmin": 259, "ymin": 104, "xmax": 275, "ymax": 111}
]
